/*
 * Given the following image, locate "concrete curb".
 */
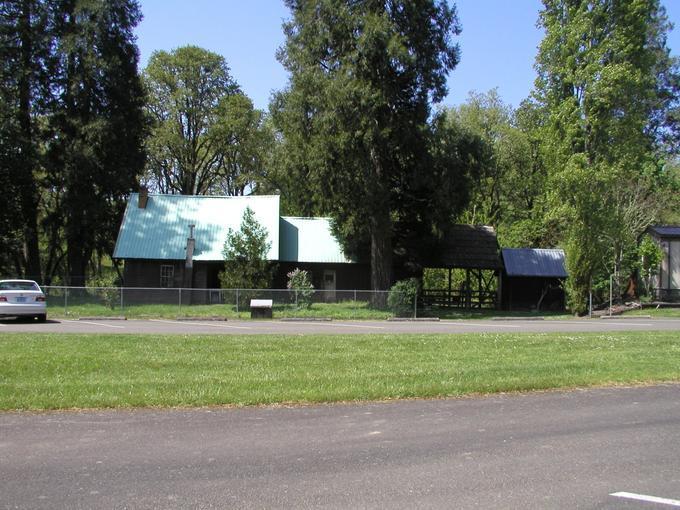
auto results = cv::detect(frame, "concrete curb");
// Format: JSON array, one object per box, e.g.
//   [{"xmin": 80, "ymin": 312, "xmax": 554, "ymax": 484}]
[
  {"xmin": 78, "ymin": 317, "xmax": 127, "ymax": 321},
  {"xmin": 491, "ymin": 317, "xmax": 545, "ymax": 321},
  {"xmin": 174, "ymin": 317, "xmax": 228, "ymax": 321},
  {"xmin": 600, "ymin": 315, "xmax": 652, "ymax": 320},
  {"xmin": 279, "ymin": 317, "xmax": 333, "ymax": 322},
  {"xmin": 387, "ymin": 317, "xmax": 440, "ymax": 322}
]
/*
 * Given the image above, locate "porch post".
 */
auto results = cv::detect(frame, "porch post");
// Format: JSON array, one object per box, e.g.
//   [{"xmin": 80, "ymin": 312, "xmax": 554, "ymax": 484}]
[{"xmin": 448, "ymin": 268, "xmax": 452, "ymax": 307}]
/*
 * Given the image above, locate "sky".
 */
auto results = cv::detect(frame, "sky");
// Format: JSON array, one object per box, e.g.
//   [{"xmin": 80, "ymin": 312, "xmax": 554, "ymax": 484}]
[{"xmin": 134, "ymin": 0, "xmax": 680, "ymax": 112}]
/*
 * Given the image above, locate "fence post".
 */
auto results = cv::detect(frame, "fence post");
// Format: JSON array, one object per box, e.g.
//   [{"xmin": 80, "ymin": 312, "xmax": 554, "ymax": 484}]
[
  {"xmin": 179, "ymin": 288, "xmax": 182, "ymax": 315},
  {"xmin": 64, "ymin": 287, "xmax": 68, "ymax": 316},
  {"xmin": 413, "ymin": 290, "xmax": 417, "ymax": 319},
  {"xmin": 236, "ymin": 289, "xmax": 239, "ymax": 315},
  {"xmin": 295, "ymin": 289, "xmax": 298, "ymax": 309},
  {"xmin": 120, "ymin": 286, "xmax": 123, "ymax": 312}
]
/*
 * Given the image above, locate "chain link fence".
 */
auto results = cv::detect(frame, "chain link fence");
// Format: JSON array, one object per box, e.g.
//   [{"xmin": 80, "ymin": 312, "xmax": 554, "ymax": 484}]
[{"xmin": 41, "ymin": 286, "xmax": 417, "ymax": 319}]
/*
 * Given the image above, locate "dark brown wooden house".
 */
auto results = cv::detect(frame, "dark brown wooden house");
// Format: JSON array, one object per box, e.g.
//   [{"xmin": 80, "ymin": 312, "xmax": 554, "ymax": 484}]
[{"xmin": 112, "ymin": 193, "xmax": 368, "ymax": 297}]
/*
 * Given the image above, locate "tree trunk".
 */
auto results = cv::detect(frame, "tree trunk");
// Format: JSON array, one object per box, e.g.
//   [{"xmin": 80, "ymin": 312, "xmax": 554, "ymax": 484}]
[
  {"xmin": 67, "ymin": 246, "xmax": 88, "ymax": 287},
  {"xmin": 65, "ymin": 194, "xmax": 90, "ymax": 286},
  {"xmin": 370, "ymin": 209, "xmax": 393, "ymax": 309}
]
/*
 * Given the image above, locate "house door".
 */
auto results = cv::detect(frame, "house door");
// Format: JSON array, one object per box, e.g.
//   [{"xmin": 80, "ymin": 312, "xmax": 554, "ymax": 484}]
[{"xmin": 323, "ymin": 269, "xmax": 336, "ymax": 302}]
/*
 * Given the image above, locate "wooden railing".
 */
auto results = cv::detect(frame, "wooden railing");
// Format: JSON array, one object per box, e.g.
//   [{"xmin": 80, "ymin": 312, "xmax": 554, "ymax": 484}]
[{"xmin": 420, "ymin": 289, "xmax": 497, "ymax": 309}]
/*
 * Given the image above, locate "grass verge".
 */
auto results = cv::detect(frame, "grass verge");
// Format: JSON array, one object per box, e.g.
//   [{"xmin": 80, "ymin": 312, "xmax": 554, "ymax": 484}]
[
  {"xmin": 1, "ymin": 331, "xmax": 678, "ymax": 411},
  {"xmin": 45, "ymin": 301, "xmax": 570, "ymax": 321},
  {"xmin": 46, "ymin": 300, "xmax": 394, "ymax": 320},
  {"xmin": 621, "ymin": 307, "xmax": 680, "ymax": 318}
]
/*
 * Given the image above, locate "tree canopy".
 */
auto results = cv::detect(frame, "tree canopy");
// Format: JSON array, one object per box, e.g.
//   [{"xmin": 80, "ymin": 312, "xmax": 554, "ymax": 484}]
[
  {"xmin": 444, "ymin": 90, "xmax": 550, "ymax": 248},
  {"xmin": 144, "ymin": 46, "xmax": 269, "ymax": 196}
]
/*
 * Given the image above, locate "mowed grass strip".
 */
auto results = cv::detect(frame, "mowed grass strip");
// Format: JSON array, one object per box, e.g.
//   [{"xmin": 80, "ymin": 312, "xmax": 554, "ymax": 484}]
[{"xmin": 1, "ymin": 331, "xmax": 679, "ymax": 410}]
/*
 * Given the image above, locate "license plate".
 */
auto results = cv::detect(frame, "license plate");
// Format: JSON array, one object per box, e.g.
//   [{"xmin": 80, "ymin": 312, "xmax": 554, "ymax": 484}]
[{"xmin": 15, "ymin": 297, "xmax": 26, "ymax": 303}]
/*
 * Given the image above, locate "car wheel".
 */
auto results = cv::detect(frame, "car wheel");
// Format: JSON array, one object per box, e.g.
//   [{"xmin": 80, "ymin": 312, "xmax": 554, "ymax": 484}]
[{"xmin": 37, "ymin": 314, "xmax": 46, "ymax": 322}]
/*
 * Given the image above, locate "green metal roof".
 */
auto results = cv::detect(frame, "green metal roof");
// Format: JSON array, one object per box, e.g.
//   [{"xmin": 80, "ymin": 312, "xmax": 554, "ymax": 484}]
[
  {"xmin": 113, "ymin": 194, "xmax": 280, "ymax": 261},
  {"xmin": 279, "ymin": 217, "xmax": 352, "ymax": 263}
]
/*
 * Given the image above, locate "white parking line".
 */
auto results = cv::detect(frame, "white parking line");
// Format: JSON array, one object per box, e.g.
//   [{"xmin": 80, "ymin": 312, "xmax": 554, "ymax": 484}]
[
  {"xmin": 611, "ymin": 492, "xmax": 680, "ymax": 507},
  {"xmin": 61, "ymin": 319, "xmax": 124, "ymax": 329},
  {"xmin": 438, "ymin": 322, "xmax": 521, "ymax": 329},
  {"xmin": 543, "ymin": 320, "xmax": 592, "ymax": 324},
  {"xmin": 596, "ymin": 322, "xmax": 654, "ymax": 327},
  {"xmin": 273, "ymin": 321, "xmax": 385, "ymax": 330},
  {"xmin": 192, "ymin": 322, "xmax": 252, "ymax": 330},
  {"xmin": 149, "ymin": 319, "xmax": 251, "ymax": 330},
  {"xmin": 329, "ymin": 322, "xmax": 385, "ymax": 330}
]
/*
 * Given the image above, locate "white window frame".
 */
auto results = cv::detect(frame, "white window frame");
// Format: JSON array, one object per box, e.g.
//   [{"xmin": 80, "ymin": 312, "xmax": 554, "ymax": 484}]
[{"xmin": 160, "ymin": 264, "xmax": 174, "ymax": 288}]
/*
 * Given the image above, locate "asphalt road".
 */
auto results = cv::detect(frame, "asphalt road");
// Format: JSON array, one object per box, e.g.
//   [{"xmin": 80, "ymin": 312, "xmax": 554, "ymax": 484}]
[
  {"xmin": 1, "ymin": 385, "xmax": 679, "ymax": 509},
  {"xmin": 1, "ymin": 316, "xmax": 680, "ymax": 335}
]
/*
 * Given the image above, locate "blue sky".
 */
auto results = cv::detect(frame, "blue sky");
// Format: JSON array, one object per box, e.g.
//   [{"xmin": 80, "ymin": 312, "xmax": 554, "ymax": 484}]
[{"xmin": 135, "ymin": 0, "xmax": 680, "ymax": 112}]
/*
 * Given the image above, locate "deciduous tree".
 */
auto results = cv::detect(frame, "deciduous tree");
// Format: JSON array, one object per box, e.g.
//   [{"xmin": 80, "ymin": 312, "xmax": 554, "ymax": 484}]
[
  {"xmin": 533, "ymin": 0, "xmax": 680, "ymax": 312},
  {"xmin": 444, "ymin": 90, "xmax": 550, "ymax": 247},
  {"xmin": 144, "ymin": 46, "xmax": 269, "ymax": 196}
]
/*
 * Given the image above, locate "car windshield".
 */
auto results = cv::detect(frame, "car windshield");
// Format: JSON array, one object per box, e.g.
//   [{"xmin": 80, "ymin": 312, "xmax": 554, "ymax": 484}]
[{"xmin": 0, "ymin": 281, "xmax": 40, "ymax": 291}]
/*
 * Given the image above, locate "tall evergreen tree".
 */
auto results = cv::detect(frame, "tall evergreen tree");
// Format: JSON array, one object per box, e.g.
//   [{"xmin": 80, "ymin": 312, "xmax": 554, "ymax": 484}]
[
  {"xmin": 0, "ymin": 0, "xmax": 53, "ymax": 280},
  {"xmin": 0, "ymin": 95, "xmax": 23, "ymax": 275},
  {"xmin": 276, "ymin": 0, "xmax": 463, "ymax": 291},
  {"xmin": 48, "ymin": 0, "xmax": 146, "ymax": 285},
  {"xmin": 533, "ymin": 0, "xmax": 679, "ymax": 312},
  {"xmin": 219, "ymin": 207, "xmax": 275, "ymax": 291}
]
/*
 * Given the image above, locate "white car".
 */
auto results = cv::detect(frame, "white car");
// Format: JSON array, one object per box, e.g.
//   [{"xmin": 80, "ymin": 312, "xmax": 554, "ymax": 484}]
[{"xmin": 0, "ymin": 279, "xmax": 47, "ymax": 322}]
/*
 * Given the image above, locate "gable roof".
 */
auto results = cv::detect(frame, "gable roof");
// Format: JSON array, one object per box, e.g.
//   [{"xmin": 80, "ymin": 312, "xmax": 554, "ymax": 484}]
[
  {"xmin": 113, "ymin": 194, "xmax": 280, "ymax": 261},
  {"xmin": 502, "ymin": 248, "xmax": 568, "ymax": 278},
  {"xmin": 279, "ymin": 217, "xmax": 352, "ymax": 263},
  {"xmin": 648, "ymin": 225, "xmax": 680, "ymax": 239},
  {"xmin": 427, "ymin": 225, "xmax": 502, "ymax": 270}
]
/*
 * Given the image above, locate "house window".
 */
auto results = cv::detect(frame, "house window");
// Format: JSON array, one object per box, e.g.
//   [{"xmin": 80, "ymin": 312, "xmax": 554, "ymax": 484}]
[{"xmin": 160, "ymin": 265, "xmax": 174, "ymax": 288}]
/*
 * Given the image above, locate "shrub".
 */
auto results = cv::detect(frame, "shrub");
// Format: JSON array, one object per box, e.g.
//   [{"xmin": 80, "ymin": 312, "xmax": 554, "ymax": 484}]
[
  {"xmin": 87, "ymin": 273, "xmax": 120, "ymax": 310},
  {"xmin": 287, "ymin": 268, "xmax": 314, "ymax": 309},
  {"xmin": 388, "ymin": 278, "xmax": 419, "ymax": 317},
  {"xmin": 638, "ymin": 235, "xmax": 663, "ymax": 297}
]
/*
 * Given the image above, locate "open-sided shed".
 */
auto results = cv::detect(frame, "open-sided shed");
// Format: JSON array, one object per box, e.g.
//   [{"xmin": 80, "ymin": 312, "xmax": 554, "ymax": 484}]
[
  {"xmin": 500, "ymin": 248, "xmax": 567, "ymax": 311},
  {"xmin": 421, "ymin": 225, "xmax": 502, "ymax": 309}
]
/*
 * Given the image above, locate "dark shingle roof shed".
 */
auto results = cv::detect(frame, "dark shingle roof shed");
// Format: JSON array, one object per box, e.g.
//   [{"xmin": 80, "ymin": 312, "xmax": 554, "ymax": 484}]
[
  {"xmin": 428, "ymin": 225, "xmax": 502, "ymax": 270},
  {"xmin": 648, "ymin": 225, "xmax": 680, "ymax": 238},
  {"xmin": 502, "ymin": 248, "xmax": 567, "ymax": 278}
]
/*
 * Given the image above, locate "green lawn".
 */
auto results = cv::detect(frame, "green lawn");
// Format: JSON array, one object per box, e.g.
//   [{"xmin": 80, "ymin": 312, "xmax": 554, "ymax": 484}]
[
  {"xmin": 620, "ymin": 307, "xmax": 680, "ymax": 318},
  {"xmin": 46, "ymin": 300, "xmax": 394, "ymax": 320},
  {"xmin": 430, "ymin": 309, "xmax": 572, "ymax": 320},
  {"xmin": 45, "ymin": 300, "xmax": 569, "ymax": 321},
  {"xmin": 1, "ymin": 331, "xmax": 678, "ymax": 410}
]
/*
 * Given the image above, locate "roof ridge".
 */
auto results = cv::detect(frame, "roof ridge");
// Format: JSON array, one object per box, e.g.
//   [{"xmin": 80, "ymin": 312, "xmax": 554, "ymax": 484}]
[
  {"xmin": 281, "ymin": 216, "xmax": 332, "ymax": 221},
  {"xmin": 133, "ymin": 193, "xmax": 281, "ymax": 199}
]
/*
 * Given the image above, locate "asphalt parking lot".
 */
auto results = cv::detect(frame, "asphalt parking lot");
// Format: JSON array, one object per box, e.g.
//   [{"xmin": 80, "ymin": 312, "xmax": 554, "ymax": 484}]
[
  {"xmin": 1, "ymin": 316, "xmax": 679, "ymax": 335},
  {"xmin": 2, "ymin": 385, "xmax": 679, "ymax": 509}
]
